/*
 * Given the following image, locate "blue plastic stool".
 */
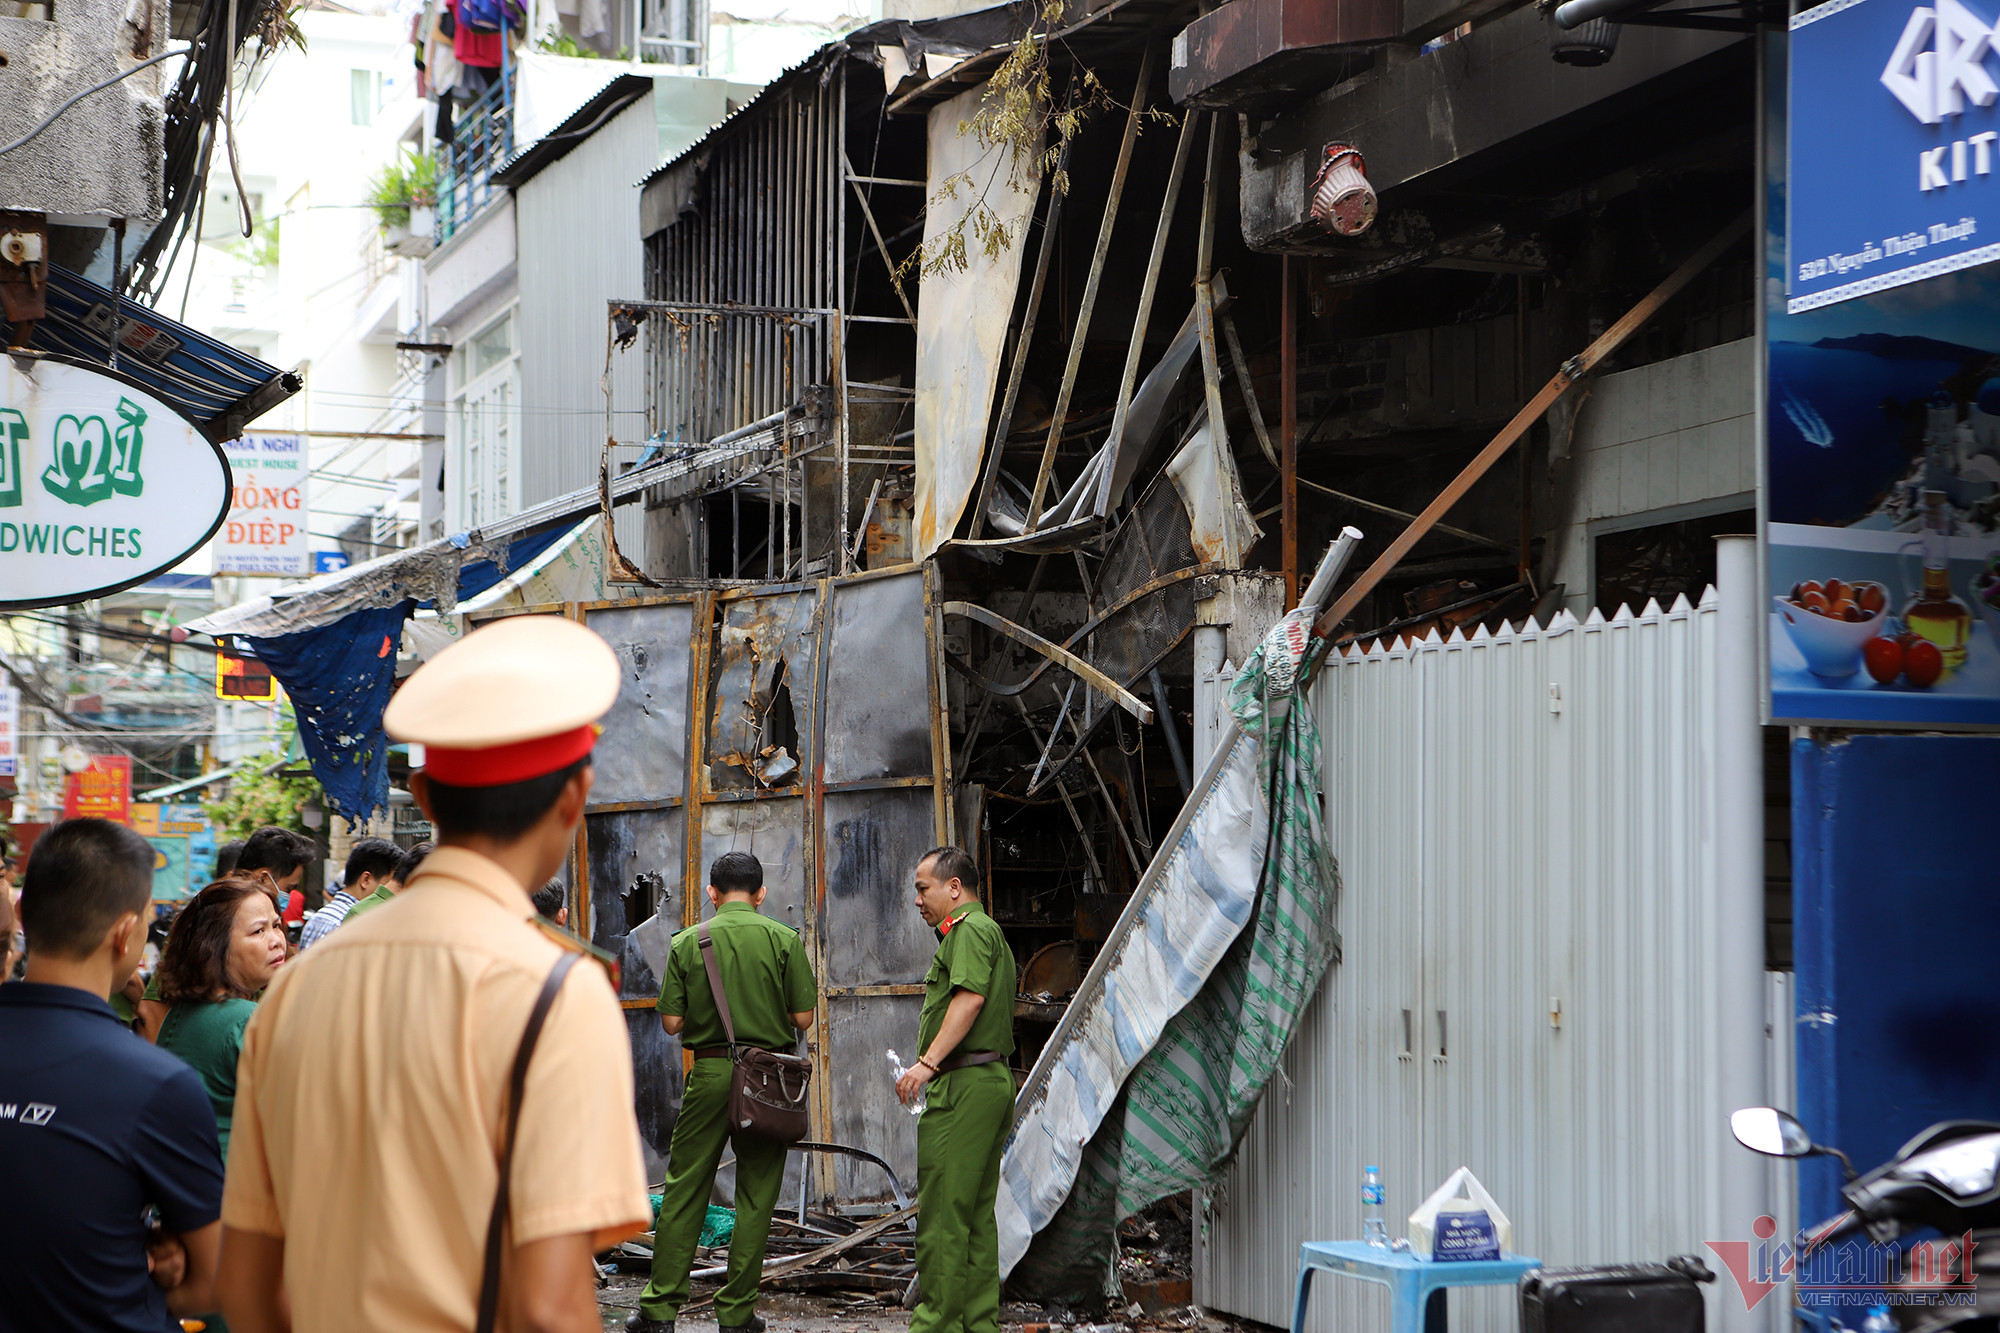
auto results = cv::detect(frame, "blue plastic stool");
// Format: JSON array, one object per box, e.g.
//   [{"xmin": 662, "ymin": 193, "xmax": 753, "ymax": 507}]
[{"xmin": 1291, "ymin": 1240, "xmax": 1541, "ymax": 1333}]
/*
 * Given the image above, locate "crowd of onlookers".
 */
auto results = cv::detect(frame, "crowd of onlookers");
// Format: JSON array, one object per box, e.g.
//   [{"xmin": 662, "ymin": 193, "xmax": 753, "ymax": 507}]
[{"xmin": 0, "ymin": 819, "xmax": 444, "ymax": 1332}]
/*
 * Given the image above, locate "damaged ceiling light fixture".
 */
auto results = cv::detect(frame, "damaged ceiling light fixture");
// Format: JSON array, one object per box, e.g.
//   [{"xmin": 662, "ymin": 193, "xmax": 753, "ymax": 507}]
[{"xmin": 1309, "ymin": 144, "xmax": 1377, "ymax": 237}]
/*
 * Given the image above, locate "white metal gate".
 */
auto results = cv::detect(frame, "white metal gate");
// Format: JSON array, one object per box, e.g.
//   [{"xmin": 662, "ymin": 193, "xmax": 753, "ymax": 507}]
[{"xmin": 1194, "ymin": 593, "xmax": 1770, "ymax": 1333}]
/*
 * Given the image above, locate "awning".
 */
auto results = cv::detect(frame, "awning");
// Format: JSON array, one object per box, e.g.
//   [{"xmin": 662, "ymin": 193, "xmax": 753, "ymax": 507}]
[
  {"xmin": 136, "ymin": 762, "xmax": 250, "ymax": 801},
  {"xmin": 30, "ymin": 265, "xmax": 301, "ymax": 443},
  {"xmin": 184, "ymin": 519, "xmax": 600, "ymax": 823},
  {"xmin": 185, "ymin": 518, "xmax": 591, "ymax": 640}
]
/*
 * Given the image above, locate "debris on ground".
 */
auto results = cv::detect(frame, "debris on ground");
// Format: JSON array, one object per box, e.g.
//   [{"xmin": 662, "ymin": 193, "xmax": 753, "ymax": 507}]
[{"xmin": 596, "ymin": 1192, "xmax": 1251, "ymax": 1333}]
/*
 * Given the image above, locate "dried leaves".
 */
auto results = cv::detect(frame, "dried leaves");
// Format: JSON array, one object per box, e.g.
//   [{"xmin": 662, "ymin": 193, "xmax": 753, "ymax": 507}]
[{"xmin": 900, "ymin": 0, "xmax": 1170, "ymax": 282}]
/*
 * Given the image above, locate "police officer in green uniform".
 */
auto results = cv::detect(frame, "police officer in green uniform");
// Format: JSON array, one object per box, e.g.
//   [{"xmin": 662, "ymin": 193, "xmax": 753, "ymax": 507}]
[
  {"xmin": 628, "ymin": 852, "xmax": 818, "ymax": 1333},
  {"xmin": 895, "ymin": 846, "xmax": 1017, "ymax": 1333}
]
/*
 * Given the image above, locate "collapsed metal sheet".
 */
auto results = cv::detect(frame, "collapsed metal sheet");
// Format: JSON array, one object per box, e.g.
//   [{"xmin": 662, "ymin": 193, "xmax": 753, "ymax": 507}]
[
  {"xmin": 823, "ymin": 576, "xmax": 934, "ymax": 784},
  {"xmin": 700, "ymin": 795, "xmax": 808, "ymax": 935},
  {"xmin": 822, "ymin": 787, "xmax": 939, "ymax": 984},
  {"xmin": 1165, "ymin": 418, "xmax": 1262, "ymax": 569},
  {"xmin": 707, "ymin": 591, "xmax": 818, "ymax": 791},
  {"xmin": 914, "ymin": 83, "xmax": 1042, "ymax": 560},
  {"xmin": 826, "ymin": 994, "xmax": 926, "ymax": 1202},
  {"xmin": 586, "ymin": 601, "xmax": 696, "ymax": 805}
]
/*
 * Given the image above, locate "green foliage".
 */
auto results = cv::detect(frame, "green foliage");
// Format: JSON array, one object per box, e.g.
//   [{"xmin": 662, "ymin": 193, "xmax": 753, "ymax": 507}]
[
  {"xmin": 365, "ymin": 151, "xmax": 440, "ymax": 230},
  {"xmin": 203, "ymin": 747, "xmax": 320, "ymax": 842},
  {"xmin": 223, "ymin": 216, "xmax": 280, "ymax": 270},
  {"xmin": 533, "ymin": 24, "xmax": 626, "ymax": 57}
]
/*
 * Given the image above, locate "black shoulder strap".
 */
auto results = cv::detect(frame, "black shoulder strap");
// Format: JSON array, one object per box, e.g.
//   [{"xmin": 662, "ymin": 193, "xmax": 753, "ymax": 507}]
[
  {"xmin": 697, "ymin": 918, "xmax": 738, "ymax": 1049},
  {"xmin": 475, "ymin": 950, "xmax": 582, "ymax": 1333}
]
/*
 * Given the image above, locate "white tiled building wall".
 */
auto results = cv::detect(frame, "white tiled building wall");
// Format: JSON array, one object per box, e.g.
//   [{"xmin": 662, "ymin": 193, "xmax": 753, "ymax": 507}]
[{"xmin": 1551, "ymin": 336, "xmax": 1758, "ymax": 614}]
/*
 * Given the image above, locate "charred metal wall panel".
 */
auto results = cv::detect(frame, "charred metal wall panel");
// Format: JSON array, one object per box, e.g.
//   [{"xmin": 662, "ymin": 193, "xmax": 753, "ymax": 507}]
[
  {"xmin": 822, "ymin": 787, "xmax": 937, "ymax": 984},
  {"xmin": 825, "ymin": 994, "xmax": 925, "ymax": 1200},
  {"xmin": 706, "ymin": 590, "xmax": 818, "ymax": 791},
  {"xmin": 572, "ymin": 567, "xmax": 946, "ymax": 1207},
  {"xmin": 586, "ymin": 805, "xmax": 690, "ymax": 1164},
  {"xmin": 587, "ymin": 601, "xmax": 696, "ymax": 805},
  {"xmin": 1194, "ymin": 597, "xmax": 1773, "ymax": 1333},
  {"xmin": 823, "ymin": 574, "xmax": 934, "ymax": 783},
  {"xmin": 699, "ymin": 795, "xmax": 809, "ymax": 934}
]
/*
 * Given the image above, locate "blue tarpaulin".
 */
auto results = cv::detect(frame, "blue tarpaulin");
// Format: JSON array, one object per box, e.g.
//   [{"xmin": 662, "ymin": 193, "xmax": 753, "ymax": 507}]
[
  {"xmin": 233, "ymin": 523, "xmax": 590, "ymax": 821},
  {"xmin": 248, "ymin": 602, "xmax": 413, "ymax": 825}
]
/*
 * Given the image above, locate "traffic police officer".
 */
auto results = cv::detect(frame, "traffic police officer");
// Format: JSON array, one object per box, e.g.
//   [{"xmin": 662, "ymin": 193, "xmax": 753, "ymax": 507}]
[
  {"xmin": 215, "ymin": 615, "xmax": 652, "ymax": 1333},
  {"xmin": 895, "ymin": 846, "xmax": 1016, "ymax": 1333},
  {"xmin": 630, "ymin": 851, "xmax": 817, "ymax": 1333}
]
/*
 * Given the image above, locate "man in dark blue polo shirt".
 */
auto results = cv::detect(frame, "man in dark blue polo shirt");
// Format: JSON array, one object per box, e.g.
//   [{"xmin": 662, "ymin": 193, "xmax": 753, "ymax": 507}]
[{"xmin": 0, "ymin": 818, "xmax": 225, "ymax": 1332}]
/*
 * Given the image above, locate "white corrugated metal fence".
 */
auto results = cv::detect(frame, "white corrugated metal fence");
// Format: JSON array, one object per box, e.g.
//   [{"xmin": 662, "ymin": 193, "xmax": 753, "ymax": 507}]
[{"xmin": 1195, "ymin": 591, "xmax": 1774, "ymax": 1333}]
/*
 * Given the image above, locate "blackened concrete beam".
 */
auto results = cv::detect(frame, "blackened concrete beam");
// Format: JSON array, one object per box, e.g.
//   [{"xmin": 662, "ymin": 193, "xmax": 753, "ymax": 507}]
[{"xmin": 1237, "ymin": 5, "xmax": 1743, "ymax": 251}]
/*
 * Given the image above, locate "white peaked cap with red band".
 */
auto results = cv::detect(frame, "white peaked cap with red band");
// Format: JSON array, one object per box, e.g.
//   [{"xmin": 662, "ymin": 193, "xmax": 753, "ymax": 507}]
[{"xmin": 384, "ymin": 615, "xmax": 620, "ymax": 787}]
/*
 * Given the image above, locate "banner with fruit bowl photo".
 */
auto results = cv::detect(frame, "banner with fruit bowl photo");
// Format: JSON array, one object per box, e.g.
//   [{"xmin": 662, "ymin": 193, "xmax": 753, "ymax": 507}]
[
  {"xmin": 1764, "ymin": 45, "xmax": 2000, "ymax": 729},
  {"xmin": 1769, "ymin": 526, "xmax": 2000, "ymax": 726}
]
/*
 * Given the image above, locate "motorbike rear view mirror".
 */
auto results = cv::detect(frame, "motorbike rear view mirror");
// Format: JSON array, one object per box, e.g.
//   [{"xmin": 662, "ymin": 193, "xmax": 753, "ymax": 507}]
[{"xmin": 1733, "ymin": 1107, "xmax": 1816, "ymax": 1158}]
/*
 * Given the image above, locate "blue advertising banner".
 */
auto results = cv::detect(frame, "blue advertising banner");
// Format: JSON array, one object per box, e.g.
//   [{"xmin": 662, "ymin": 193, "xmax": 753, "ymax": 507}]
[
  {"xmin": 1767, "ymin": 32, "xmax": 2000, "ymax": 727},
  {"xmin": 1790, "ymin": 0, "xmax": 2000, "ymax": 311}
]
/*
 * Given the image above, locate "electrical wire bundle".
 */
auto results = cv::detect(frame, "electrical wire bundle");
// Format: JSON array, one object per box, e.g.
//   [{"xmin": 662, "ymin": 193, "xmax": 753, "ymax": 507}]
[{"xmin": 125, "ymin": 0, "xmax": 296, "ymax": 304}]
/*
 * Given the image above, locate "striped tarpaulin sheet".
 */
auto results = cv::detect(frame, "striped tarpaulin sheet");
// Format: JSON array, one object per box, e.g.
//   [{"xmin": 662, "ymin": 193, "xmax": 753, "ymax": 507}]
[{"xmin": 997, "ymin": 619, "xmax": 1342, "ymax": 1298}]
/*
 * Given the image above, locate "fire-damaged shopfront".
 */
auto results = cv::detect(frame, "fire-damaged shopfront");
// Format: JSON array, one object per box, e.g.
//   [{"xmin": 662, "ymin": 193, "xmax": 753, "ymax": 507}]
[
  {"xmin": 185, "ymin": 0, "xmax": 1789, "ymax": 1304},
  {"xmin": 568, "ymin": 0, "xmax": 1766, "ymax": 1216}
]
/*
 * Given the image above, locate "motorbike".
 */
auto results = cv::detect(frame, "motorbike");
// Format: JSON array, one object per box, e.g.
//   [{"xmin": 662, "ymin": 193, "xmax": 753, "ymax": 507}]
[{"xmin": 1731, "ymin": 1106, "xmax": 2000, "ymax": 1333}]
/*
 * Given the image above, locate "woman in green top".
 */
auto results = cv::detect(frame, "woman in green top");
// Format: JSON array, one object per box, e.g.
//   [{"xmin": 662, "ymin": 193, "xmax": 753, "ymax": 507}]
[{"xmin": 154, "ymin": 878, "xmax": 288, "ymax": 1158}]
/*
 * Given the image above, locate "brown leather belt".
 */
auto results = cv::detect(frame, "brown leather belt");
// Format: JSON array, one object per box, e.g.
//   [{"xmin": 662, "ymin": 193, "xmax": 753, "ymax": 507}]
[
  {"xmin": 935, "ymin": 1050, "xmax": 1007, "ymax": 1073},
  {"xmin": 692, "ymin": 1046, "xmax": 732, "ymax": 1060}
]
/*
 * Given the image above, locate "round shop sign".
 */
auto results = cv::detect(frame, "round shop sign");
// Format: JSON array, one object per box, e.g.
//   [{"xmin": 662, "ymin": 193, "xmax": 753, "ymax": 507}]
[{"xmin": 0, "ymin": 353, "xmax": 232, "ymax": 609}]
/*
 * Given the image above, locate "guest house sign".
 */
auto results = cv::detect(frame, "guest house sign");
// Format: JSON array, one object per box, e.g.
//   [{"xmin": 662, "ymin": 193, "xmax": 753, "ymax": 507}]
[{"xmin": 0, "ymin": 354, "xmax": 231, "ymax": 608}]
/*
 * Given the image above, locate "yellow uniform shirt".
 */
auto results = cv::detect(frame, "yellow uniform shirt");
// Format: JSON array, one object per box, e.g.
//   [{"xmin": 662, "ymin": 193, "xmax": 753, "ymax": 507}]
[{"xmin": 222, "ymin": 846, "xmax": 650, "ymax": 1333}]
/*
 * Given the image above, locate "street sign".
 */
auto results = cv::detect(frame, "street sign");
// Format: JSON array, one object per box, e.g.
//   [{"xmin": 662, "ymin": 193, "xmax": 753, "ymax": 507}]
[
  {"xmin": 61, "ymin": 754, "xmax": 132, "ymax": 821},
  {"xmin": 1789, "ymin": 0, "xmax": 2000, "ymax": 312},
  {"xmin": 313, "ymin": 549, "xmax": 350, "ymax": 574},
  {"xmin": 216, "ymin": 432, "xmax": 310, "ymax": 576},
  {"xmin": 216, "ymin": 648, "xmax": 276, "ymax": 700},
  {"xmin": 0, "ymin": 355, "xmax": 232, "ymax": 609}
]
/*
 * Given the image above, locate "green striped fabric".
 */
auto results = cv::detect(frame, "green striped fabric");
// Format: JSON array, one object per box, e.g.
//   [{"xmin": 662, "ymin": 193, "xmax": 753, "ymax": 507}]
[{"xmin": 1009, "ymin": 630, "xmax": 1342, "ymax": 1304}]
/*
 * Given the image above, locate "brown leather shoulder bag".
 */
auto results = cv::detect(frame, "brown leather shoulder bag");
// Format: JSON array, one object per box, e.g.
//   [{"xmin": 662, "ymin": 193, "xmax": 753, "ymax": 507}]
[{"xmin": 698, "ymin": 918, "xmax": 812, "ymax": 1145}]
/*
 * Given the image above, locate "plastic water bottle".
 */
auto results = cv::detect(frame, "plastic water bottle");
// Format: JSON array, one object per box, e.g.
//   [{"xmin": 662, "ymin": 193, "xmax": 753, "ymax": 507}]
[
  {"xmin": 1859, "ymin": 1305, "xmax": 1895, "ymax": 1333},
  {"xmin": 886, "ymin": 1050, "xmax": 926, "ymax": 1116},
  {"xmin": 1361, "ymin": 1165, "xmax": 1388, "ymax": 1247}
]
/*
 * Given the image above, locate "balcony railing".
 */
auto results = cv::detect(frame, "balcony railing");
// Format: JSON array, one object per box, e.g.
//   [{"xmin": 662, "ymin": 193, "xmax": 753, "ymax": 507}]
[{"xmin": 435, "ymin": 71, "xmax": 514, "ymax": 247}]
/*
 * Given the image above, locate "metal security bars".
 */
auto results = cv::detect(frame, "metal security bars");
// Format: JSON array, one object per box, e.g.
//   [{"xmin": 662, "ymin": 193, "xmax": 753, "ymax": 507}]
[{"xmin": 435, "ymin": 73, "xmax": 514, "ymax": 246}]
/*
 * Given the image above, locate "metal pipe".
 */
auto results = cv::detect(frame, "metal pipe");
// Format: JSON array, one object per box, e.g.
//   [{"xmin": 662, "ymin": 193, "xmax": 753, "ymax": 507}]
[
  {"xmin": 1093, "ymin": 109, "xmax": 1200, "ymax": 515},
  {"xmin": 1299, "ymin": 526, "xmax": 1364, "ymax": 618},
  {"xmin": 1220, "ymin": 308, "xmax": 1277, "ymax": 470},
  {"xmin": 1553, "ymin": 0, "xmax": 1665, "ymax": 27},
  {"xmin": 969, "ymin": 140, "xmax": 1069, "ymax": 539},
  {"xmin": 1192, "ymin": 114, "xmax": 1237, "ymax": 564},
  {"xmin": 1713, "ymin": 534, "xmax": 1769, "ymax": 1333},
  {"xmin": 1281, "ymin": 255, "xmax": 1299, "ymax": 607},
  {"xmin": 1027, "ymin": 45, "xmax": 1157, "ymax": 528},
  {"xmin": 1296, "ymin": 476, "xmax": 1507, "ymax": 551},
  {"xmin": 849, "ymin": 477, "xmax": 882, "ymax": 568}
]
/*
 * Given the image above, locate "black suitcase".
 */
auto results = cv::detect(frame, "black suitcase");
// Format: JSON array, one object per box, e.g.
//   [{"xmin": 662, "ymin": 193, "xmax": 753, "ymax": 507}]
[{"xmin": 1519, "ymin": 1256, "xmax": 1715, "ymax": 1333}]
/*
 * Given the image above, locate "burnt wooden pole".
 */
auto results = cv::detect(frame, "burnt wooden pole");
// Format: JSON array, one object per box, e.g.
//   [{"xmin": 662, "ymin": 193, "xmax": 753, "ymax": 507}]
[{"xmin": 1281, "ymin": 255, "xmax": 1299, "ymax": 607}]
